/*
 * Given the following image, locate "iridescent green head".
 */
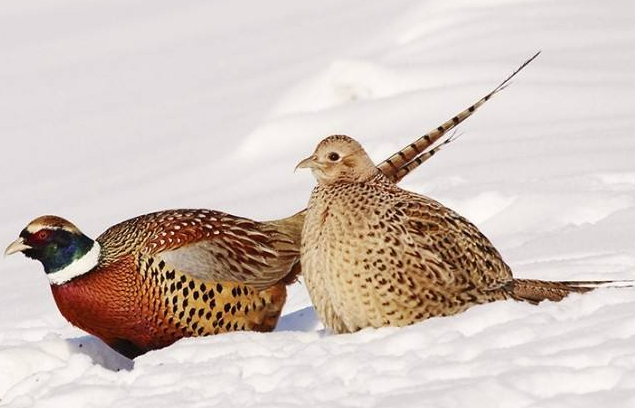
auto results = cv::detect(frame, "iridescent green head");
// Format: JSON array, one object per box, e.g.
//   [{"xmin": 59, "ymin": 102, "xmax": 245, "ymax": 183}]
[{"xmin": 5, "ymin": 216, "xmax": 100, "ymax": 285}]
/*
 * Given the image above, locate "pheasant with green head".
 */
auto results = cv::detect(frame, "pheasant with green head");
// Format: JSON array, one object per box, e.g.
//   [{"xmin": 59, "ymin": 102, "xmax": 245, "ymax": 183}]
[
  {"xmin": 7, "ymin": 216, "xmax": 101, "ymax": 284},
  {"xmin": 6, "ymin": 211, "xmax": 296, "ymax": 358}
]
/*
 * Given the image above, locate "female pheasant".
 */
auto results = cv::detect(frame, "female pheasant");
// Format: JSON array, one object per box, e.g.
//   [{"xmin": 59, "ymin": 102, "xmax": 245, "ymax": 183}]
[
  {"xmin": 5, "ymin": 55, "xmax": 536, "ymax": 357},
  {"xmin": 297, "ymin": 135, "xmax": 627, "ymax": 333}
]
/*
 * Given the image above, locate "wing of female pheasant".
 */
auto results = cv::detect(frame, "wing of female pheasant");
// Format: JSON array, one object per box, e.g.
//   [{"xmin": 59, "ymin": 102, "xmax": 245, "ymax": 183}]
[
  {"xmin": 5, "ymin": 210, "xmax": 300, "ymax": 358},
  {"xmin": 297, "ymin": 135, "xmax": 628, "ymax": 333}
]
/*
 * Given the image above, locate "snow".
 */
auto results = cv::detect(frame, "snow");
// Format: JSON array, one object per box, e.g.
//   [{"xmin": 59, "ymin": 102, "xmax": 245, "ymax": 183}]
[{"xmin": 1, "ymin": 0, "xmax": 635, "ymax": 407}]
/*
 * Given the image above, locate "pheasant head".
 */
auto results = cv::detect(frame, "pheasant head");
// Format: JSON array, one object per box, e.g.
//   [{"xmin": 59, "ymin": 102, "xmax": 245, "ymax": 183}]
[
  {"xmin": 296, "ymin": 135, "xmax": 378, "ymax": 185},
  {"xmin": 5, "ymin": 216, "xmax": 100, "ymax": 285}
]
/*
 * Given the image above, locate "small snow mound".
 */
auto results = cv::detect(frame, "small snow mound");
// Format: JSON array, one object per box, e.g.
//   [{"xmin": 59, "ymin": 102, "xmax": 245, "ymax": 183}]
[
  {"xmin": 484, "ymin": 192, "xmax": 634, "ymax": 241},
  {"xmin": 442, "ymin": 191, "xmax": 518, "ymax": 224},
  {"xmin": 595, "ymin": 172, "xmax": 635, "ymax": 191},
  {"xmin": 271, "ymin": 60, "xmax": 430, "ymax": 117}
]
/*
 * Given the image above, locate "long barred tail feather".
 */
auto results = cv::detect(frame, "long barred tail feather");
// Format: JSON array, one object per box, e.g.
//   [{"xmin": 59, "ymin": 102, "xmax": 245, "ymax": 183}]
[
  {"xmin": 507, "ymin": 278, "xmax": 633, "ymax": 304},
  {"xmin": 392, "ymin": 130, "xmax": 462, "ymax": 181},
  {"xmin": 379, "ymin": 51, "xmax": 541, "ymax": 183}
]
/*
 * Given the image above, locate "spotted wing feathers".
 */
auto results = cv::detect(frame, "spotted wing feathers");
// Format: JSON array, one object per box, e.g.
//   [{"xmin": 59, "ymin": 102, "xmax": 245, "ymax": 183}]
[
  {"xmin": 97, "ymin": 209, "xmax": 301, "ymax": 291},
  {"xmin": 394, "ymin": 188, "xmax": 514, "ymax": 293}
]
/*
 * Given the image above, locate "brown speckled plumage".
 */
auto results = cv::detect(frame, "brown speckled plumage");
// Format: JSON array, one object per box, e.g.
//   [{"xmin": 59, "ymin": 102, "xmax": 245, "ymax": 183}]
[
  {"xmin": 299, "ymin": 135, "xmax": 617, "ymax": 333},
  {"xmin": 97, "ymin": 209, "xmax": 301, "ymax": 291}
]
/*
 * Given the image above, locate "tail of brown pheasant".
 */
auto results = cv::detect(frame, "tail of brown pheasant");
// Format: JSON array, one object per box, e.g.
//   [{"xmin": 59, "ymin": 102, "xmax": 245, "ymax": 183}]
[
  {"xmin": 506, "ymin": 278, "xmax": 632, "ymax": 304},
  {"xmin": 378, "ymin": 51, "xmax": 541, "ymax": 184}
]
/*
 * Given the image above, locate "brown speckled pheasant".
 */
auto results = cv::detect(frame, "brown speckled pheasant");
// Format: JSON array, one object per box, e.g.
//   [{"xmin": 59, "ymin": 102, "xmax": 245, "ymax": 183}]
[
  {"xmin": 297, "ymin": 135, "xmax": 627, "ymax": 333},
  {"xmin": 5, "ymin": 54, "xmax": 538, "ymax": 356}
]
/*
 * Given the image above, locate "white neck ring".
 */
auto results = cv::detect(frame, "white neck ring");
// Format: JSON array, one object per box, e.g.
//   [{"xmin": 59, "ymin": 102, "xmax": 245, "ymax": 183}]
[{"xmin": 47, "ymin": 241, "xmax": 101, "ymax": 285}]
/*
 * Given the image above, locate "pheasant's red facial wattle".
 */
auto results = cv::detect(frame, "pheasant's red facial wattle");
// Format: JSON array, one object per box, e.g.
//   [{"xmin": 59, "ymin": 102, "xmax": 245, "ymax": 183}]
[
  {"xmin": 22, "ymin": 228, "xmax": 54, "ymax": 248},
  {"xmin": 7, "ymin": 219, "xmax": 99, "ymax": 284}
]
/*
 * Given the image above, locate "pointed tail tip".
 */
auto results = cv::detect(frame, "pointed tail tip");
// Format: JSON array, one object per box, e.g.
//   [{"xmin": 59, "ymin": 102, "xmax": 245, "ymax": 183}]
[
  {"xmin": 564, "ymin": 280, "xmax": 635, "ymax": 289},
  {"xmin": 526, "ymin": 50, "xmax": 541, "ymax": 65}
]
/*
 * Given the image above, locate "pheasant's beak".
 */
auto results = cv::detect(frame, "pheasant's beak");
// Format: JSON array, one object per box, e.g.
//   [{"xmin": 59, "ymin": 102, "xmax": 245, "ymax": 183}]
[
  {"xmin": 295, "ymin": 155, "xmax": 317, "ymax": 172},
  {"xmin": 5, "ymin": 237, "xmax": 31, "ymax": 257}
]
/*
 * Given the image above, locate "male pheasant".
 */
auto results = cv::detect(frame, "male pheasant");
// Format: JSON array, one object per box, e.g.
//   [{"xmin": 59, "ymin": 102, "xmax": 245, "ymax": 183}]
[
  {"xmin": 6, "ymin": 211, "xmax": 301, "ymax": 358},
  {"xmin": 297, "ymin": 135, "xmax": 628, "ymax": 333},
  {"xmin": 5, "ymin": 55, "xmax": 537, "ymax": 357}
]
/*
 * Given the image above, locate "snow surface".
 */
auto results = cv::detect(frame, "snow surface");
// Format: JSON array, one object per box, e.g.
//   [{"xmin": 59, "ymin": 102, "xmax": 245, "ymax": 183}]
[{"xmin": 1, "ymin": 0, "xmax": 635, "ymax": 407}]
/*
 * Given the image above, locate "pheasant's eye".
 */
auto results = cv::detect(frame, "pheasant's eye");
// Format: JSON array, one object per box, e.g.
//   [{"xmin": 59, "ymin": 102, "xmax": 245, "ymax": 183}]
[
  {"xmin": 35, "ymin": 230, "xmax": 50, "ymax": 241},
  {"xmin": 328, "ymin": 152, "xmax": 340, "ymax": 161}
]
